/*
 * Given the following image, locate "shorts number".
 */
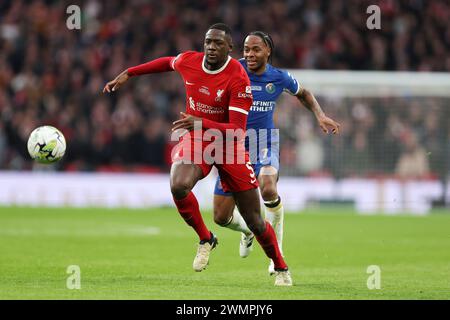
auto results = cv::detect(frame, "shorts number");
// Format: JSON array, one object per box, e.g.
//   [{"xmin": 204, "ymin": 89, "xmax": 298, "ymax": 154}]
[{"xmin": 246, "ymin": 161, "xmax": 256, "ymax": 183}]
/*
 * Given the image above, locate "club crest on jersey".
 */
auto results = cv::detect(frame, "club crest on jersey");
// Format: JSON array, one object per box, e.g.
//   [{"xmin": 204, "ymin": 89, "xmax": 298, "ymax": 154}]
[
  {"xmin": 215, "ymin": 89, "xmax": 224, "ymax": 102},
  {"xmin": 199, "ymin": 86, "xmax": 210, "ymax": 96},
  {"xmin": 265, "ymin": 83, "xmax": 276, "ymax": 94}
]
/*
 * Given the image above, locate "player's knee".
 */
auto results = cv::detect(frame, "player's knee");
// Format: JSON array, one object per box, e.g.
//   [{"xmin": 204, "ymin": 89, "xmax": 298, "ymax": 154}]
[
  {"xmin": 246, "ymin": 217, "xmax": 266, "ymax": 236},
  {"xmin": 260, "ymin": 184, "xmax": 278, "ymax": 202},
  {"xmin": 170, "ymin": 179, "xmax": 193, "ymax": 199},
  {"xmin": 213, "ymin": 212, "xmax": 231, "ymax": 226},
  {"xmin": 213, "ymin": 203, "xmax": 234, "ymax": 225}
]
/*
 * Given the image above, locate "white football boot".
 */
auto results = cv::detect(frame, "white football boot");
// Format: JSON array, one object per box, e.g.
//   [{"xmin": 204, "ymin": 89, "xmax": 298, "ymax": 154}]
[
  {"xmin": 193, "ymin": 233, "xmax": 218, "ymax": 272},
  {"xmin": 274, "ymin": 269, "xmax": 293, "ymax": 286},
  {"xmin": 239, "ymin": 233, "xmax": 255, "ymax": 258}
]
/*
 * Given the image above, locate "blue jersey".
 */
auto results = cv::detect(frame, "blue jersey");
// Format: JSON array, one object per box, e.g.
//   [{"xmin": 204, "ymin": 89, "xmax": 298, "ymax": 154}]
[
  {"xmin": 239, "ymin": 59, "xmax": 301, "ymax": 132},
  {"xmin": 240, "ymin": 59, "xmax": 300, "ymax": 163}
]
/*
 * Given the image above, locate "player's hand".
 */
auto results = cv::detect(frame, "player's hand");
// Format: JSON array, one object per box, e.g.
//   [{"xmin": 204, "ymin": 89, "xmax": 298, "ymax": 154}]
[
  {"xmin": 172, "ymin": 112, "xmax": 202, "ymax": 131},
  {"xmin": 317, "ymin": 115, "xmax": 340, "ymax": 134},
  {"xmin": 103, "ymin": 71, "xmax": 129, "ymax": 93}
]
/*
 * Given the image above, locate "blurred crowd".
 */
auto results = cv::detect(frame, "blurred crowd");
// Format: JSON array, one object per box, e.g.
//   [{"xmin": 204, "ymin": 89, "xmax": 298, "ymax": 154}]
[
  {"xmin": 0, "ymin": 0, "xmax": 449, "ymax": 179},
  {"xmin": 277, "ymin": 95, "xmax": 450, "ymax": 180}
]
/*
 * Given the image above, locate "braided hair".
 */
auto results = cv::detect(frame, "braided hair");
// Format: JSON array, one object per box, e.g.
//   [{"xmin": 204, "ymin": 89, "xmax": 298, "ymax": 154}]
[{"xmin": 245, "ymin": 31, "xmax": 275, "ymax": 64}]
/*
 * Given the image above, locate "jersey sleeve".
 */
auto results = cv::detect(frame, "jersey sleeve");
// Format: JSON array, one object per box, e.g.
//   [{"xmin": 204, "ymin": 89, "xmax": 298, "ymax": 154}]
[
  {"xmin": 282, "ymin": 70, "xmax": 301, "ymax": 95},
  {"xmin": 227, "ymin": 69, "xmax": 253, "ymax": 126},
  {"xmin": 126, "ymin": 51, "xmax": 195, "ymax": 76},
  {"xmin": 127, "ymin": 57, "xmax": 175, "ymax": 76}
]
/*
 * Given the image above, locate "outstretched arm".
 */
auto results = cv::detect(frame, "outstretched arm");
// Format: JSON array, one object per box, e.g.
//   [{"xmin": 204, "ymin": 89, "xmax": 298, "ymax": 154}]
[
  {"xmin": 103, "ymin": 56, "xmax": 175, "ymax": 93},
  {"xmin": 296, "ymin": 88, "xmax": 340, "ymax": 134}
]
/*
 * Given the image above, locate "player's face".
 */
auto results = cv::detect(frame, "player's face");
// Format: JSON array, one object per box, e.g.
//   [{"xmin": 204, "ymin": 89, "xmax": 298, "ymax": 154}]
[
  {"xmin": 243, "ymin": 35, "xmax": 270, "ymax": 73},
  {"xmin": 204, "ymin": 29, "xmax": 232, "ymax": 68}
]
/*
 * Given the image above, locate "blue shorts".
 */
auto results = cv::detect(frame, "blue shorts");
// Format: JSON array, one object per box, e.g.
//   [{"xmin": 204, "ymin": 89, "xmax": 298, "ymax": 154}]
[{"xmin": 214, "ymin": 143, "xmax": 280, "ymax": 196}]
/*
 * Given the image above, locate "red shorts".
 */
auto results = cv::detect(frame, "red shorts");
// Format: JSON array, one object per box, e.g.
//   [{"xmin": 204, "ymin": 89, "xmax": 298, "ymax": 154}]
[{"xmin": 171, "ymin": 136, "xmax": 258, "ymax": 193}]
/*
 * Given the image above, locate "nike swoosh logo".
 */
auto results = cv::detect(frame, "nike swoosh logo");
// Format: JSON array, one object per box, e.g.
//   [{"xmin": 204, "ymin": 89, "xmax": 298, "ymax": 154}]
[
  {"xmin": 251, "ymin": 179, "xmax": 257, "ymax": 184},
  {"xmin": 185, "ymin": 81, "xmax": 195, "ymax": 85}
]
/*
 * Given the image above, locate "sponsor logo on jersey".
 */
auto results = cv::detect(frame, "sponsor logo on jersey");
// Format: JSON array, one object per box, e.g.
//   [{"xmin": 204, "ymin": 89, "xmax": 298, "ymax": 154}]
[
  {"xmin": 238, "ymin": 87, "xmax": 253, "ymax": 99},
  {"xmin": 238, "ymin": 92, "xmax": 253, "ymax": 99},
  {"xmin": 189, "ymin": 97, "xmax": 195, "ymax": 110},
  {"xmin": 250, "ymin": 106, "xmax": 273, "ymax": 112},
  {"xmin": 251, "ymin": 86, "xmax": 262, "ymax": 91},
  {"xmin": 265, "ymin": 83, "xmax": 275, "ymax": 94},
  {"xmin": 250, "ymin": 100, "xmax": 275, "ymax": 112},
  {"xmin": 199, "ymin": 86, "xmax": 210, "ymax": 96},
  {"xmin": 188, "ymin": 98, "xmax": 225, "ymax": 114},
  {"xmin": 195, "ymin": 102, "xmax": 224, "ymax": 114}
]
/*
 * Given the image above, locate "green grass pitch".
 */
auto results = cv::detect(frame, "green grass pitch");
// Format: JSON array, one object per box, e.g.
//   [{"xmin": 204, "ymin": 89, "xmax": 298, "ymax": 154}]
[{"xmin": 0, "ymin": 206, "xmax": 449, "ymax": 299}]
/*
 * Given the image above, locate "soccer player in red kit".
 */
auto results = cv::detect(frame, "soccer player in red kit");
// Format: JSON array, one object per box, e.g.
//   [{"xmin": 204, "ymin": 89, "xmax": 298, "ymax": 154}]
[{"xmin": 103, "ymin": 23, "xmax": 292, "ymax": 286}]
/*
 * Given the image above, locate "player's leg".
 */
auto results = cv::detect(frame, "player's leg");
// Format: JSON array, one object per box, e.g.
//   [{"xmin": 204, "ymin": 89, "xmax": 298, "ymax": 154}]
[
  {"xmin": 170, "ymin": 161, "xmax": 208, "ymax": 238},
  {"xmin": 213, "ymin": 177, "xmax": 254, "ymax": 257},
  {"xmin": 170, "ymin": 161, "xmax": 217, "ymax": 272},
  {"xmin": 256, "ymin": 141, "xmax": 284, "ymax": 275},
  {"xmin": 218, "ymin": 158, "xmax": 292, "ymax": 285},
  {"xmin": 232, "ymin": 188, "xmax": 292, "ymax": 286},
  {"xmin": 258, "ymin": 165, "xmax": 284, "ymax": 275}
]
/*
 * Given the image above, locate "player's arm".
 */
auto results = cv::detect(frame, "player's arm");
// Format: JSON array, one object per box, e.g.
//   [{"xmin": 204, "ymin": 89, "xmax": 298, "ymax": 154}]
[
  {"xmin": 102, "ymin": 56, "xmax": 176, "ymax": 93},
  {"xmin": 296, "ymin": 87, "xmax": 340, "ymax": 134}
]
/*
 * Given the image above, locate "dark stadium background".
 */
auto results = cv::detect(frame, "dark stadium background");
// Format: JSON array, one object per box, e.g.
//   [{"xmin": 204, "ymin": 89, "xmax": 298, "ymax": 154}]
[{"xmin": 1, "ymin": 0, "xmax": 448, "ymax": 182}]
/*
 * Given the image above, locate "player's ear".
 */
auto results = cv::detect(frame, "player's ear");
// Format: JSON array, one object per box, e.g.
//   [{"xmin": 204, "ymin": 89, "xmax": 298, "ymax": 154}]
[{"xmin": 266, "ymin": 46, "xmax": 271, "ymax": 60}]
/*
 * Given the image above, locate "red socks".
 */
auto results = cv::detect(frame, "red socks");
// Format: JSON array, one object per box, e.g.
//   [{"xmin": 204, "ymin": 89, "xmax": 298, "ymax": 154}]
[
  {"xmin": 173, "ymin": 192, "xmax": 211, "ymax": 242},
  {"xmin": 174, "ymin": 194, "xmax": 287, "ymax": 270},
  {"xmin": 255, "ymin": 221, "xmax": 288, "ymax": 270}
]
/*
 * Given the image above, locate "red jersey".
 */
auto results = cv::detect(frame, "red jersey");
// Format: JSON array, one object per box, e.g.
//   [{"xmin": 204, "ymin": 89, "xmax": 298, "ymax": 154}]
[
  {"xmin": 126, "ymin": 52, "xmax": 258, "ymax": 193},
  {"xmin": 170, "ymin": 51, "xmax": 253, "ymax": 130}
]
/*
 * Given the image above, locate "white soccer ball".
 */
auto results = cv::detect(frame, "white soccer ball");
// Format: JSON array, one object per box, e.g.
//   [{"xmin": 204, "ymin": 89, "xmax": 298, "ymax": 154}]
[{"xmin": 27, "ymin": 125, "xmax": 66, "ymax": 164}]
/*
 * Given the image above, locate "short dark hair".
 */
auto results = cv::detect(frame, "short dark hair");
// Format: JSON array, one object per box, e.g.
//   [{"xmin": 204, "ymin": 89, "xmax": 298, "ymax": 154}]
[
  {"xmin": 246, "ymin": 31, "xmax": 275, "ymax": 64},
  {"xmin": 208, "ymin": 23, "xmax": 232, "ymax": 36}
]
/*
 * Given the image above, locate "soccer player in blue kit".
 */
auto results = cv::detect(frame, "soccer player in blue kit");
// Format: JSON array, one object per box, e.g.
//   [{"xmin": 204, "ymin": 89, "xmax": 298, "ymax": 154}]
[{"xmin": 213, "ymin": 31, "xmax": 340, "ymax": 275}]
